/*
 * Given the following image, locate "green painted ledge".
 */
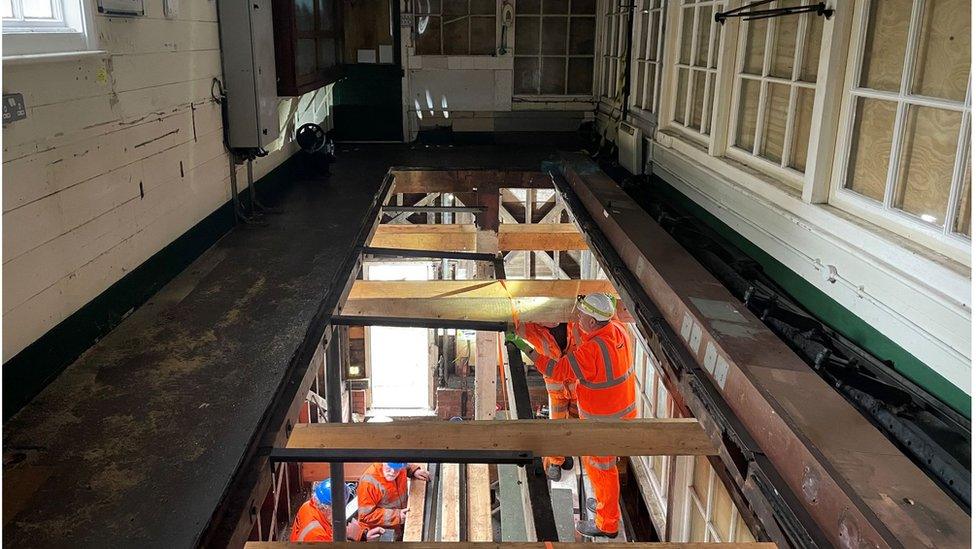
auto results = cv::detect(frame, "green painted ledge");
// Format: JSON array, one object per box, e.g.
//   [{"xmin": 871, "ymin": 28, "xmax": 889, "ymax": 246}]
[
  {"xmin": 649, "ymin": 177, "xmax": 971, "ymax": 419},
  {"xmin": 3, "ymin": 155, "xmax": 303, "ymax": 421}
]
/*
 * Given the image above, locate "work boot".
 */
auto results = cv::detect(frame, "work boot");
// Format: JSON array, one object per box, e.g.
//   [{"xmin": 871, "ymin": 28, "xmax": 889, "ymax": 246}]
[
  {"xmin": 561, "ymin": 456, "xmax": 575, "ymax": 471},
  {"xmin": 576, "ymin": 519, "xmax": 617, "ymax": 539},
  {"xmin": 586, "ymin": 497, "xmax": 597, "ymax": 513},
  {"xmin": 545, "ymin": 463, "xmax": 563, "ymax": 481}
]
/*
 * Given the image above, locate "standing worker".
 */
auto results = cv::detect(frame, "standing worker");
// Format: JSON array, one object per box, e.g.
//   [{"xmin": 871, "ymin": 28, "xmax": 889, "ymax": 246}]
[
  {"xmin": 510, "ymin": 322, "xmax": 580, "ymax": 481},
  {"xmin": 291, "ymin": 478, "xmax": 386, "ymax": 542},
  {"xmin": 515, "ymin": 293, "xmax": 635, "ymax": 538},
  {"xmin": 356, "ymin": 462, "xmax": 431, "ymax": 535}
]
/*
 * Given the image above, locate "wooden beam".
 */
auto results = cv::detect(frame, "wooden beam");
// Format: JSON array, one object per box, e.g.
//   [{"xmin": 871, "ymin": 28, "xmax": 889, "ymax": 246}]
[
  {"xmin": 246, "ymin": 542, "xmax": 777, "ymax": 548},
  {"xmin": 299, "ymin": 462, "xmax": 369, "ymax": 484},
  {"xmin": 498, "ymin": 224, "xmax": 587, "ymax": 251},
  {"xmin": 440, "ymin": 463, "xmax": 461, "ymax": 541},
  {"xmin": 466, "ymin": 464, "xmax": 492, "ymax": 541},
  {"xmin": 343, "ymin": 280, "xmax": 631, "ymax": 324},
  {"xmin": 348, "ymin": 280, "xmax": 616, "ymax": 300},
  {"xmin": 474, "ymin": 332, "xmax": 498, "ymax": 421},
  {"xmin": 403, "ymin": 473, "xmax": 428, "ymax": 542},
  {"xmin": 286, "ymin": 419, "xmax": 717, "ymax": 456},
  {"xmin": 370, "ymin": 224, "xmax": 587, "ymax": 252},
  {"xmin": 391, "ymin": 169, "xmax": 552, "ymax": 193}
]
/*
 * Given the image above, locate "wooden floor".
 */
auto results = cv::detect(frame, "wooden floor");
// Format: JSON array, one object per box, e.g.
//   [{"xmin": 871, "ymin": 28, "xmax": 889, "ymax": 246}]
[{"xmin": 2, "ymin": 139, "xmax": 575, "ymax": 548}]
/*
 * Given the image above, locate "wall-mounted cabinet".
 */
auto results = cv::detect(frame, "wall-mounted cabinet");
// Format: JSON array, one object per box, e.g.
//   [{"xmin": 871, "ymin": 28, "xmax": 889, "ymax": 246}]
[{"xmin": 272, "ymin": 0, "xmax": 343, "ymax": 96}]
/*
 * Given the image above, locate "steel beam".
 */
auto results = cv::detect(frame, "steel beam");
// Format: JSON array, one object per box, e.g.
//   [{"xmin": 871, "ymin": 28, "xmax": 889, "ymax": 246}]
[
  {"xmin": 325, "ymin": 326, "xmax": 346, "ymax": 542},
  {"xmin": 505, "ymin": 342, "xmax": 560, "ymax": 542},
  {"xmin": 383, "ymin": 206, "xmax": 485, "ymax": 214},
  {"xmin": 332, "ymin": 315, "xmax": 507, "ymax": 332},
  {"xmin": 363, "ymin": 247, "xmax": 497, "ymax": 262}
]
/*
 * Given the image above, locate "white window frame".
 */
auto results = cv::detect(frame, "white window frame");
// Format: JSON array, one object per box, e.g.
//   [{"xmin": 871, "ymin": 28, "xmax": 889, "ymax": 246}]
[
  {"xmin": 828, "ymin": 0, "xmax": 972, "ymax": 249},
  {"xmin": 629, "ymin": 0, "xmax": 667, "ymax": 119},
  {"xmin": 598, "ymin": 0, "xmax": 628, "ymax": 104},
  {"xmin": 664, "ymin": 0, "xmax": 724, "ymax": 145},
  {"xmin": 725, "ymin": 4, "xmax": 823, "ymax": 190},
  {"xmin": 2, "ymin": 0, "xmax": 96, "ymax": 57}
]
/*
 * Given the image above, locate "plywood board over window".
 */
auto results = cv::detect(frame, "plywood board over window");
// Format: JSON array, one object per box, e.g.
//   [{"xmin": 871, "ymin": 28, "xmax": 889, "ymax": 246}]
[
  {"xmin": 514, "ymin": 0, "xmax": 597, "ymax": 96},
  {"xmin": 833, "ymin": 0, "xmax": 972, "ymax": 240},
  {"xmin": 727, "ymin": 0, "xmax": 825, "ymax": 188},
  {"xmin": 414, "ymin": 0, "xmax": 497, "ymax": 56},
  {"xmin": 668, "ymin": 0, "xmax": 723, "ymax": 141}
]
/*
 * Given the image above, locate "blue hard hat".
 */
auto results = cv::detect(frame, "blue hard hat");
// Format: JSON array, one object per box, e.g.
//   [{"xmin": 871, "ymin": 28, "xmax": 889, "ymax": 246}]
[
  {"xmin": 312, "ymin": 478, "xmax": 345, "ymax": 506},
  {"xmin": 386, "ymin": 462, "xmax": 407, "ymax": 471}
]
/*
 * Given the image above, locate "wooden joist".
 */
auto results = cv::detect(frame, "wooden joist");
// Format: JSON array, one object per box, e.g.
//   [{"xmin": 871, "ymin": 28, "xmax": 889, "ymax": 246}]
[
  {"xmin": 466, "ymin": 464, "xmax": 493, "ymax": 542},
  {"xmin": 245, "ymin": 542, "xmax": 777, "ymax": 548},
  {"xmin": 285, "ymin": 419, "xmax": 717, "ymax": 457},
  {"xmin": 403, "ymin": 475, "xmax": 427, "ymax": 542},
  {"xmin": 370, "ymin": 224, "xmax": 587, "ymax": 252},
  {"xmin": 343, "ymin": 280, "xmax": 631, "ymax": 324},
  {"xmin": 391, "ymin": 169, "xmax": 552, "ymax": 193}
]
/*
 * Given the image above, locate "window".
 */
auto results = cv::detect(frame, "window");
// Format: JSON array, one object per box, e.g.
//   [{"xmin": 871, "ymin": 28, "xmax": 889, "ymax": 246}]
[
  {"xmin": 678, "ymin": 456, "xmax": 756, "ymax": 542},
  {"xmin": 834, "ymin": 0, "xmax": 972, "ymax": 238},
  {"xmin": 414, "ymin": 0, "xmax": 497, "ymax": 56},
  {"xmin": 514, "ymin": 0, "xmax": 597, "ymax": 96},
  {"xmin": 728, "ymin": 1, "xmax": 825, "ymax": 185},
  {"xmin": 632, "ymin": 332, "xmax": 672, "ymax": 515},
  {"xmin": 630, "ymin": 0, "xmax": 667, "ymax": 115},
  {"xmin": 2, "ymin": 0, "xmax": 94, "ymax": 56},
  {"xmin": 598, "ymin": 0, "xmax": 627, "ymax": 102},
  {"xmin": 669, "ymin": 0, "xmax": 724, "ymax": 140}
]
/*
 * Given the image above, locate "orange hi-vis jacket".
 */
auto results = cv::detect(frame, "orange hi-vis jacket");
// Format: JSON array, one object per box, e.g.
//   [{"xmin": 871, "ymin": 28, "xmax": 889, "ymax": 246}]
[
  {"xmin": 356, "ymin": 462, "xmax": 418, "ymax": 529},
  {"xmin": 520, "ymin": 323, "xmax": 579, "ymax": 399},
  {"xmin": 291, "ymin": 500, "xmax": 333, "ymax": 542},
  {"xmin": 533, "ymin": 319, "xmax": 635, "ymax": 420}
]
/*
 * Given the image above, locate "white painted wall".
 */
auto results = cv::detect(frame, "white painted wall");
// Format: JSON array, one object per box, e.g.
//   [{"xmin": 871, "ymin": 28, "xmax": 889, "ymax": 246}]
[{"xmin": 2, "ymin": 0, "xmax": 333, "ymax": 361}]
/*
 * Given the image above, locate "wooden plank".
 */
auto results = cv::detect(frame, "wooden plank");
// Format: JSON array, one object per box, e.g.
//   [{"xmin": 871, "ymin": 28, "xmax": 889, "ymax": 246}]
[
  {"xmin": 391, "ymin": 169, "xmax": 552, "ymax": 193},
  {"xmin": 286, "ymin": 419, "xmax": 717, "ymax": 456},
  {"xmin": 440, "ymin": 463, "xmax": 461, "ymax": 541},
  {"xmin": 298, "ymin": 462, "xmax": 370, "ymax": 484},
  {"xmin": 498, "ymin": 224, "xmax": 588, "ymax": 251},
  {"xmin": 403, "ymin": 471, "xmax": 428, "ymax": 542},
  {"xmin": 466, "ymin": 463, "xmax": 493, "ymax": 541},
  {"xmin": 474, "ymin": 332, "xmax": 498, "ymax": 421},
  {"xmin": 370, "ymin": 224, "xmax": 587, "ymax": 252},
  {"xmin": 245, "ymin": 542, "xmax": 778, "ymax": 548},
  {"xmin": 348, "ymin": 280, "xmax": 617, "ymax": 300}
]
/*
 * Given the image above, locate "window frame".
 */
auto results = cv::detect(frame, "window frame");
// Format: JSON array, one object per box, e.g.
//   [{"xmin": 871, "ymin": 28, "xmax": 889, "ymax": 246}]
[
  {"xmin": 725, "ymin": 4, "xmax": 824, "ymax": 190},
  {"xmin": 628, "ymin": 0, "xmax": 667, "ymax": 119},
  {"xmin": 412, "ymin": 0, "xmax": 498, "ymax": 57},
  {"xmin": 513, "ymin": 1, "xmax": 598, "ymax": 98},
  {"xmin": 664, "ymin": 0, "xmax": 724, "ymax": 145},
  {"xmin": 2, "ymin": 0, "xmax": 96, "ymax": 57},
  {"xmin": 828, "ymin": 0, "xmax": 973, "ymax": 245}
]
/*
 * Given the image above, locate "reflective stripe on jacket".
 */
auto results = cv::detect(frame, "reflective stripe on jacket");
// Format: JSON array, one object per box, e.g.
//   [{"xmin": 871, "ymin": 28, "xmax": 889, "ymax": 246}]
[
  {"xmin": 356, "ymin": 462, "xmax": 415, "ymax": 529},
  {"xmin": 520, "ymin": 323, "xmax": 578, "ymax": 399},
  {"xmin": 290, "ymin": 500, "xmax": 333, "ymax": 542},
  {"xmin": 534, "ymin": 319, "xmax": 635, "ymax": 419}
]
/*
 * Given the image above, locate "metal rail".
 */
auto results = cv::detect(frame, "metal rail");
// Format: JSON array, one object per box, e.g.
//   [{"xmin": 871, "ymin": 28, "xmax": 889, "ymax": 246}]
[
  {"xmin": 332, "ymin": 315, "xmax": 507, "ymax": 332},
  {"xmin": 363, "ymin": 247, "xmax": 497, "ymax": 262},
  {"xmin": 382, "ymin": 205, "xmax": 485, "ymax": 214}
]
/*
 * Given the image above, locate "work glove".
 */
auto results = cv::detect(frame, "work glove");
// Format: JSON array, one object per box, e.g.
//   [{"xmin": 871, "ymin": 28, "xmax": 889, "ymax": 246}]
[{"xmin": 505, "ymin": 331, "xmax": 532, "ymax": 353}]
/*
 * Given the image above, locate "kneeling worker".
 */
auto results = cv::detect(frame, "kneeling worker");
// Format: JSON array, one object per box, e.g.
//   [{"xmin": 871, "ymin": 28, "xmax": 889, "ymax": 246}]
[
  {"xmin": 291, "ymin": 478, "xmax": 386, "ymax": 542},
  {"xmin": 357, "ymin": 462, "xmax": 431, "ymax": 534},
  {"xmin": 516, "ymin": 292, "xmax": 635, "ymax": 539}
]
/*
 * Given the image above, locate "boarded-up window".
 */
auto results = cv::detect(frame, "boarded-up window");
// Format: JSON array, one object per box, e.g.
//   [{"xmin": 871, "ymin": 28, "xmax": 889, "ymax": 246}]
[
  {"xmin": 670, "ymin": 0, "xmax": 723, "ymax": 139},
  {"xmin": 514, "ymin": 0, "xmax": 597, "ymax": 95},
  {"xmin": 414, "ymin": 0, "xmax": 498, "ymax": 56},
  {"xmin": 630, "ymin": 0, "xmax": 667, "ymax": 115},
  {"xmin": 839, "ymin": 0, "xmax": 971, "ymax": 237},
  {"xmin": 729, "ymin": 1, "xmax": 824, "ymax": 184}
]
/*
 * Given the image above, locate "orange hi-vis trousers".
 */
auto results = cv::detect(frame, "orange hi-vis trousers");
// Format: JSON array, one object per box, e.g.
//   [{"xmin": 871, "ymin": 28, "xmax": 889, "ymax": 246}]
[{"xmin": 542, "ymin": 378, "xmax": 578, "ymax": 470}]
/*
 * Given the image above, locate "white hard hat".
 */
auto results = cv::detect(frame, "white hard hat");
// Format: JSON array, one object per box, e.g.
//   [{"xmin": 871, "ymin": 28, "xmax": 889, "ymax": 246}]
[{"xmin": 577, "ymin": 293, "xmax": 616, "ymax": 322}]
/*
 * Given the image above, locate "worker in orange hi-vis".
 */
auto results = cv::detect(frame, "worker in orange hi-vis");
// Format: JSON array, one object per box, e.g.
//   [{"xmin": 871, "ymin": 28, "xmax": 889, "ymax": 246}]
[
  {"xmin": 356, "ymin": 462, "xmax": 431, "ymax": 534},
  {"xmin": 291, "ymin": 478, "xmax": 386, "ymax": 542},
  {"xmin": 518, "ymin": 292, "xmax": 635, "ymax": 539},
  {"xmin": 512, "ymin": 321, "xmax": 583, "ymax": 481}
]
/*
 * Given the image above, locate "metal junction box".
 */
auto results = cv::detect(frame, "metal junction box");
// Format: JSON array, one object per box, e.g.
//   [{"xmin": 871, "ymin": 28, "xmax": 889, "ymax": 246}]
[{"xmin": 217, "ymin": 0, "xmax": 279, "ymax": 150}]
